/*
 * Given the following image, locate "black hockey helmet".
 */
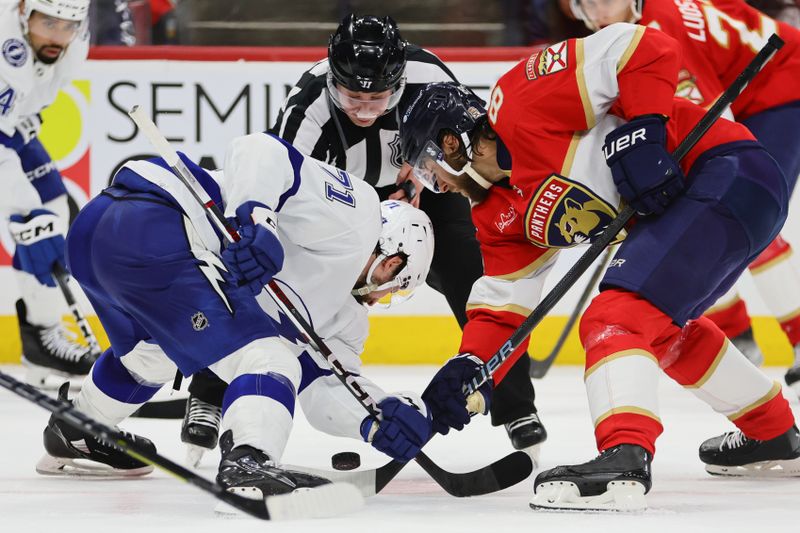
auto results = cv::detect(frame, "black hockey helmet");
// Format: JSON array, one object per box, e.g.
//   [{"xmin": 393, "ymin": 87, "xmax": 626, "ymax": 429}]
[
  {"xmin": 399, "ymin": 82, "xmax": 486, "ymax": 192},
  {"xmin": 328, "ymin": 14, "xmax": 407, "ymax": 93}
]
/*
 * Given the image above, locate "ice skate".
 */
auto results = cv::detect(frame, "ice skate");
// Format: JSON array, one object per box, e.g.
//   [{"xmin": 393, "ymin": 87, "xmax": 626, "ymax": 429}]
[
  {"xmin": 505, "ymin": 413, "xmax": 547, "ymax": 466},
  {"xmin": 35, "ymin": 383, "xmax": 155, "ymax": 477},
  {"xmin": 530, "ymin": 444, "xmax": 651, "ymax": 512},
  {"xmin": 731, "ymin": 327, "xmax": 764, "ymax": 367},
  {"xmin": 700, "ymin": 425, "xmax": 800, "ymax": 477},
  {"xmin": 181, "ymin": 394, "xmax": 222, "ymax": 467},
  {"xmin": 18, "ymin": 299, "xmax": 96, "ymax": 388},
  {"xmin": 216, "ymin": 430, "xmax": 332, "ymax": 498}
]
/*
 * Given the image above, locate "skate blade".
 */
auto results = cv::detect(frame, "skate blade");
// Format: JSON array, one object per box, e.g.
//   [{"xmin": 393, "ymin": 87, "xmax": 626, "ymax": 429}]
[
  {"xmin": 22, "ymin": 360, "xmax": 86, "ymax": 391},
  {"xmin": 706, "ymin": 457, "xmax": 800, "ymax": 478},
  {"xmin": 284, "ymin": 463, "xmax": 377, "ymax": 497},
  {"xmin": 519, "ymin": 443, "xmax": 542, "ymax": 470},
  {"xmin": 530, "ymin": 480, "xmax": 647, "ymax": 512},
  {"xmin": 185, "ymin": 444, "xmax": 208, "ymax": 468},
  {"xmin": 35, "ymin": 454, "xmax": 154, "ymax": 478},
  {"xmin": 214, "ymin": 482, "xmax": 364, "ymax": 519},
  {"xmin": 789, "ymin": 381, "xmax": 800, "ymax": 401}
]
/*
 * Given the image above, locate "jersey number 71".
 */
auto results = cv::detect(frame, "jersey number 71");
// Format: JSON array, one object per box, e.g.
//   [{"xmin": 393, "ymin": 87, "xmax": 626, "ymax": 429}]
[{"xmin": 321, "ymin": 166, "xmax": 356, "ymax": 208}]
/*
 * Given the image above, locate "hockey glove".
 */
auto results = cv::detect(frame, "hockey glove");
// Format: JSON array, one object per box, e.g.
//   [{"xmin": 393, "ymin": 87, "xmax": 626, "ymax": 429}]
[
  {"xmin": 421, "ymin": 353, "xmax": 492, "ymax": 436},
  {"xmin": 361, "ymin": 394, "xmax": 433, "ymax": 463},
  {"xmin": 8, "ymin": 209, "xmax": 65, "ymax": 288},
  {"xmin": 222, "ymin": 202, "xmax": 284, "ymax": 295},
  {"xmin": 603, "ymin": 115, "xmax": 685, "ymax": 216}
]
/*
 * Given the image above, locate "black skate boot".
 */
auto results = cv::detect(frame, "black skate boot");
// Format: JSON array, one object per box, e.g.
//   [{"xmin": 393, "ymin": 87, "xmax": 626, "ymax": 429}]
[
  {"xmin": 36, "ymin": 383, "xmax": 155, "ymax": 477},
  {"xmin": 699, "ymin": 425, "xmax": 800, "ymax": 477},
  {"xmin": 785, "ymin": 365, "xmax": 800, "ymax": 398},
  {"xmin": 505, "ymin": 413, "xmax": 547, "ymax": 465},
  {"xmin": 731, "ymin": 327, "xmax": 764, "ymax": 367},
  {"xmin": 531, "ymin": 444, "xmax": 651, "ymax": 511},
  {"xmin": 181, "ymin": 394, "xmax": 222, "ymax": 466},
  {"xmin": 217, "ymin": 430, "xmax": 332, "ymax": 498},
  {"xmin": 17, "ymin": 299, "xmax": 97, "ymax": 388}
]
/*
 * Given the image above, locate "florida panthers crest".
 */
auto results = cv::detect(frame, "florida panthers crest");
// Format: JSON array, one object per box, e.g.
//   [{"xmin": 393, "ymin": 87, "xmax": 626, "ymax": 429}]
[{"xmin": 524, "ymin": 174, "xmax": 623, "ymax": 248}]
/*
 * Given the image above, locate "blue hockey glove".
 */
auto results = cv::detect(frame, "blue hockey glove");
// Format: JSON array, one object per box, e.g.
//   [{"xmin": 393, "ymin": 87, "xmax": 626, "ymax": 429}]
[
  {"xmin": 361, "ymin": 395, "xmax": 432, "ymax": 463},
  {"xmin": 603, "ymin": 115, "xmax": 685, "ymax": 216},
  {"xmin": 8, "ymin": 209, "xmax": 65, "ymax": 288},
  {"xmin": 222, "ymin": 202, "xmax": 284, "ymax": 295},
  {"xmin": 421, "ymin": 353, "xmax": 492, "ymax": 436}
]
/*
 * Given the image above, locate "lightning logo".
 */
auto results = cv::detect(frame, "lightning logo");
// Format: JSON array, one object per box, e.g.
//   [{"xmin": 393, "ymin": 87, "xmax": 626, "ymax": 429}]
[{"xmin": 183, "ymin": 217, "xmax": 233, "ymax": 314}]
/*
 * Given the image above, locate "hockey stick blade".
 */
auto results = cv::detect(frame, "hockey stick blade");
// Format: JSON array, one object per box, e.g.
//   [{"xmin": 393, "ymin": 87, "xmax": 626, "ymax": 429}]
[
  {"xmin": 0, "ymin": 370, "xmax": 363, "ymax": 520},
  {"xmin": 131, "ymin": 397, "xmax": 188, "ymax": 419},
  {"xmin": 414, "ymin": 450, "xmax": 533, "ymax": 497},
  {"xmin": 291, "ymin": 449, "xmax": 532, "ymax": 498}
]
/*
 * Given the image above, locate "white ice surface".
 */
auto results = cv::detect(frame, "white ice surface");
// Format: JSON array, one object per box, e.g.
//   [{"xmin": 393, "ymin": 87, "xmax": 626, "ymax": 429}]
[{"xmin": 1, "ymin": 364, "xmax": 799, "ymax": 533}]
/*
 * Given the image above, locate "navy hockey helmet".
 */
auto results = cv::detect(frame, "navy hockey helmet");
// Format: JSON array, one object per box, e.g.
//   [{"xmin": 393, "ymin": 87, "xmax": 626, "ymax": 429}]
[
  {"xmin": 329, "ymin": 14, "xmax": 407, "ymax": 93},
  {"xmin": 399, "ymin": 82, "xmax": 486, "ymax": 192}
]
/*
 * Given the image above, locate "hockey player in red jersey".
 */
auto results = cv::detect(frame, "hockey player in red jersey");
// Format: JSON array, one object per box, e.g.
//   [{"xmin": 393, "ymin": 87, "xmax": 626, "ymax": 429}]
[
  {"xmin": 559, "ymin": 0, "xmax": 800, "ymax": 394},
  {"xmin": 399, "ymin": 22, "xmax": 799, "ymax": 511}
]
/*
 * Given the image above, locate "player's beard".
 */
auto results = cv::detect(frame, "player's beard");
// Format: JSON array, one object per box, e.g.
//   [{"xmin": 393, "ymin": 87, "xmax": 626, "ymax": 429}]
[{"xmin": 35, "ymin": 45, "xmax": 64, "ymax": 64}]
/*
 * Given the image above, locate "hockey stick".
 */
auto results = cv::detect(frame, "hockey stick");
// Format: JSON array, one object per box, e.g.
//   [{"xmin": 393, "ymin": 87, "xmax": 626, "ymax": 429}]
[
  {"xmin": 127, "ymin": 107, "xmax": 529, "ymax": 497},
  {"xmin": 52, "ymin": 263, "xmax": 102, "ymax": 358},
  {"xmin": 465, "ymin": 34, "xmax": 785, "ymax": 396},
  {"xmin": 529, "ymin": 245, "xmax": 615, "ymax": 379},
  {"xmin": 0, "ymin": 369, "xmax": 363, "ymax": 520}
]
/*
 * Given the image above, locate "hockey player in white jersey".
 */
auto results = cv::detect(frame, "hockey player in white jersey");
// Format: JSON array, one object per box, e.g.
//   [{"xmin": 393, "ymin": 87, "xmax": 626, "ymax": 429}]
[
  {"xmin": 36, "ymin": 131, "xmax": 436, "ymax": 498},
  {"xmin": 0, "ymin": 0, "xmax": 94, "ymax": 386}
]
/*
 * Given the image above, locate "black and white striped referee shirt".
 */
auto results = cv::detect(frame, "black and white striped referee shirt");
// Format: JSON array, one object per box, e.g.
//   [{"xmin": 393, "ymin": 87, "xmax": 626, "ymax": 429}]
[{"xmin": 270, "ymin": 45, "xmax": 458, "ymax": 189}]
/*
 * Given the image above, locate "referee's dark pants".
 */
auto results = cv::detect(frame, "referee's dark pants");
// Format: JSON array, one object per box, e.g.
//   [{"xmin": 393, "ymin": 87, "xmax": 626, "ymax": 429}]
[
  {"xmin": 189, "ymin": 188, "xmax": 538, "ymax": 427},
  {"xmin": 412, "ymin": 187, "xmax": 537, "ymax": 426}
]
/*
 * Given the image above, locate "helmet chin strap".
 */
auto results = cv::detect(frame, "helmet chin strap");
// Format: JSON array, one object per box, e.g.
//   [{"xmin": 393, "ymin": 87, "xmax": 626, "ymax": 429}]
[
  {"xmin": 351, "ymin": 253, "xmax": 387, "ymax": 296},
  {"xmin": 463, "ymin": 163, "xmax": 493, "ymax": 190}
]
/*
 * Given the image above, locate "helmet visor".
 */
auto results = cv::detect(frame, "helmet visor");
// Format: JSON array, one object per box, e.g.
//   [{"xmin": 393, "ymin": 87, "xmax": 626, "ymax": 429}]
[
  {"xmin": 410, "ymin": 140, "xmax": 472, "ymax": 193},
  {"xmin": 327, "ymin": 72, "xmax": 406, "ymax": 120},
  {"xmin": 29, "ymin": 13, "xmax": 81, "ymax": 44}
]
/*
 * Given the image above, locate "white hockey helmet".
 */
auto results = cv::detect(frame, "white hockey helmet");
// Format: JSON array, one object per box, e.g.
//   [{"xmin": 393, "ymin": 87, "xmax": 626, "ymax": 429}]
[
  {"xmin": 23, "ymin": 0, "xmax": 90, "ymax": 22},
  {"xmin": 569, "ymin": 0, "xmax": 642, "ymax": 31},
  {"xmin": 353, "ymin": 200, "xmax": 435, "ymax": 303}
]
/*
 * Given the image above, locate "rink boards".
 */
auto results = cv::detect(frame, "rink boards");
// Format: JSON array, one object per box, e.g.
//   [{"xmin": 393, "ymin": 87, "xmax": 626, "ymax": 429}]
[{"xmin": 0, "ymin": 46, "xmax": 797, "ymax": 366}]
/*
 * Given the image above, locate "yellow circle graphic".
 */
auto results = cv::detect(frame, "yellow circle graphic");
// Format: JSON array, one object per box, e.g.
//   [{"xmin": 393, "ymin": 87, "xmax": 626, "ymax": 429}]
[{"xmin": 38, "ymin": 80, "xmax": 90, "ymax": 165}]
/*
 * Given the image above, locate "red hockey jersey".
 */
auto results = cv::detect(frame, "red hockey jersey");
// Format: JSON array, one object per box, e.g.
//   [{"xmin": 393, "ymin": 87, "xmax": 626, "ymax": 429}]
[
  {"xmin": 641, "ymin": 0, "xmax": 800, "ymax": 119},
  {"xmin": 460, "ymin": 23, "xmax": 754, "ymax": 383}
]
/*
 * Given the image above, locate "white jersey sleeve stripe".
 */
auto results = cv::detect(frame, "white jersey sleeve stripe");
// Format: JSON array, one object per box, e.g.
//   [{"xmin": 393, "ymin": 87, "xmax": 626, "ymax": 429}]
[{"xmin": 578, "ymin": 23, "xmax": 644, "ymax": 128}]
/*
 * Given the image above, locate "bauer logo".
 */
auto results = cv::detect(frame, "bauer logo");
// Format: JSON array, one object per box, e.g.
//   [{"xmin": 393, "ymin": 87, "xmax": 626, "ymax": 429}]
[
  {"xmin": 191, "ymin": 312, "xmax": 209, "ymax": 331},
  {"xmin": 524, "ymin": 174, "xmax": 622, "ymax": 248},
  {"xmin": 2, "ymin": 39, "xmax": 27, "ymax": 68}
]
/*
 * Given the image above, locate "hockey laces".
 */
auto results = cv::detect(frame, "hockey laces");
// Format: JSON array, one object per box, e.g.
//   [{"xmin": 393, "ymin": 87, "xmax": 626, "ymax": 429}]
[
  {"xmin": 720, "ymin": 431, "xmax": 749, "ymax": 451},
  {"xmin": 505, "ymin": 413, "xmax": 541, "ymax": 433},
  {"xmin": 41, "ymin": 325, "xmax": 90, "ymax": 362},
  {"xmin": 187, "ymin": 397, "xmax": 222, "ymax": 429}
]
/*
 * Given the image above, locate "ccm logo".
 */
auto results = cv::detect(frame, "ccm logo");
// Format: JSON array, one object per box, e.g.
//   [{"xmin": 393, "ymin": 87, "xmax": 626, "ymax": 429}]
[
  {"xmin": 603, "ymin": 128, "xmax": 647, "ymax": 159},
  {"xmin": 13, "ymin": 221, "xmax": 54, "ymax": 242}
]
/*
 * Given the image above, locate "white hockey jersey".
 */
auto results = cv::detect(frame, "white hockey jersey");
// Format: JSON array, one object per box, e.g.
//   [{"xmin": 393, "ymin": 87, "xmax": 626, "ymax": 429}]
[
  {"xmin": 0, "ymin": 0, "xmax": 89, "ymax": 216},
  {"xmin": 125, "ymin": 133, "xmax": 396, "ymax": 439}
]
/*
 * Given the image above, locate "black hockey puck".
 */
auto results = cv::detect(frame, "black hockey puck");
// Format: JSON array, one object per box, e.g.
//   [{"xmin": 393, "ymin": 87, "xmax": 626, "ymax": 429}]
[{"xmin": 331, "ymin": 451, "xmax": 361, "ymax": 471}]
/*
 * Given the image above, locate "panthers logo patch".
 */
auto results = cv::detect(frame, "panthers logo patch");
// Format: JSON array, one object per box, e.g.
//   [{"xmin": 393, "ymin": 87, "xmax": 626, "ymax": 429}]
[
  {"xmin": 676, "ymin": 69, "xmax": 704, "ymax": 105},
  {"xmin": 524, "ymin": 175, "xmax": 624, "ymax": 248}
]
